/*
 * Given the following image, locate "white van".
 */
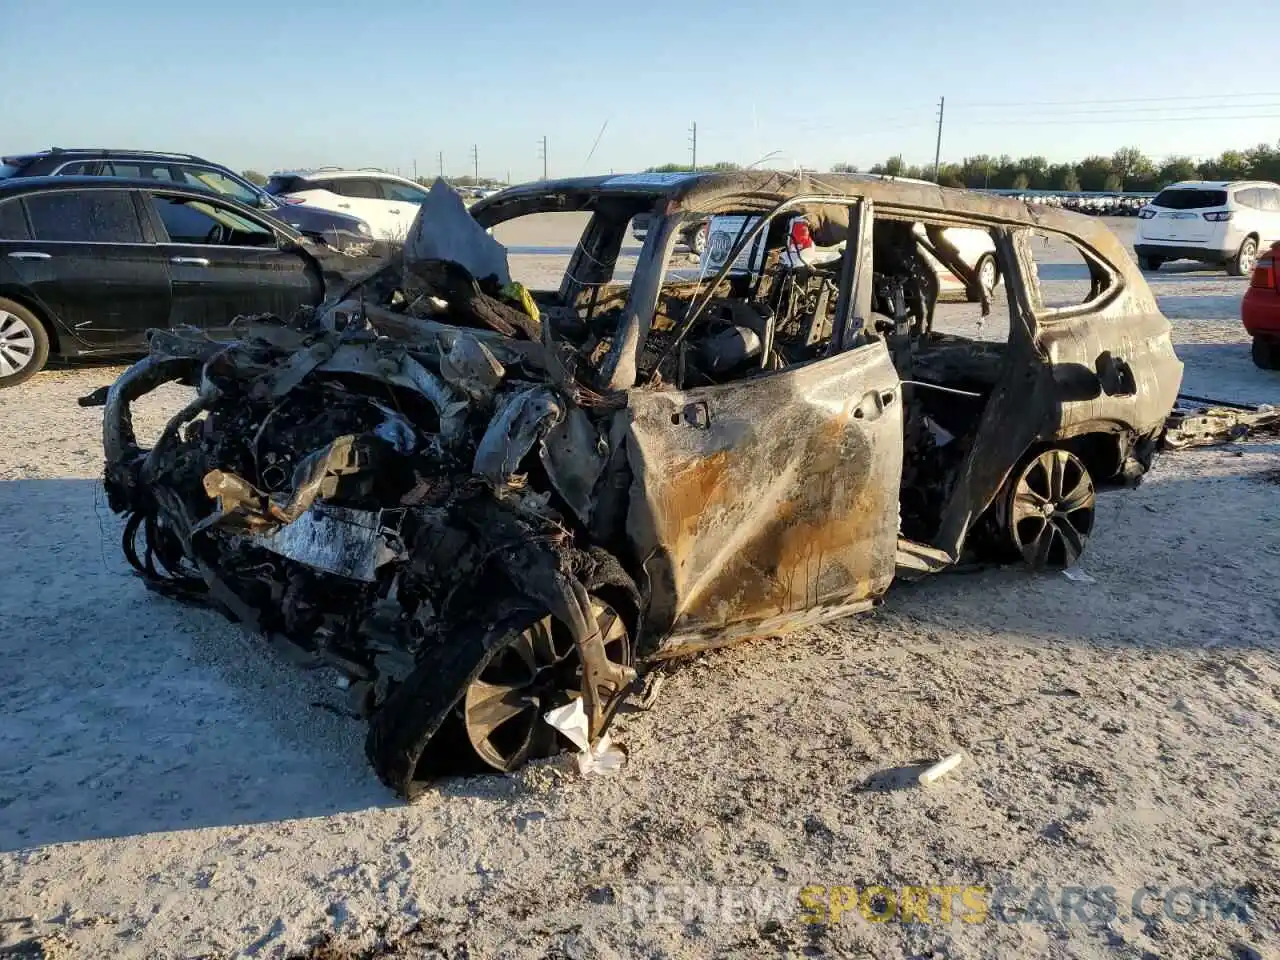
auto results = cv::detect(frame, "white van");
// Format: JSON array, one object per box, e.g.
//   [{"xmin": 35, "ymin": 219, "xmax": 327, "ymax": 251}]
[{"xmin": 1135, "ymin": 181, "xmax": 1280, "ymax": 276}]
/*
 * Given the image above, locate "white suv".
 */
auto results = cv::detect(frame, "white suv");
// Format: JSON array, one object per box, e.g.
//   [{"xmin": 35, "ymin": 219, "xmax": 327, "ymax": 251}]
[
  {"xmin": 1135, "ymin": 180, "xmax": 1280, "ymax": 275},
  {"xmin": 265, "ymin": 169, "xmax": 432, "ymax": 242}
]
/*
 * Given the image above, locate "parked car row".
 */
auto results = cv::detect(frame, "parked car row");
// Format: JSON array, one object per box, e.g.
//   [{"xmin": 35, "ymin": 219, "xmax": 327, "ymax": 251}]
[
  {"xmin": 0, "ymin": 177, "xmax": 354, "ymax": 386},
  {"xmin": 1, "ymin": 149, "xmax": 375, "ymax": 252},
  {"xmin": 984, "ymin": 190, "xmax": 1156, "ymax": 216}
]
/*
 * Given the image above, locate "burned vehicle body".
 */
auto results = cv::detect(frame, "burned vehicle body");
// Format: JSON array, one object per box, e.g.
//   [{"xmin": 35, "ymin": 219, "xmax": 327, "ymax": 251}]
[{"xmin": 102, "ymin": 173, "xmax": 1182, "ymax": 796}]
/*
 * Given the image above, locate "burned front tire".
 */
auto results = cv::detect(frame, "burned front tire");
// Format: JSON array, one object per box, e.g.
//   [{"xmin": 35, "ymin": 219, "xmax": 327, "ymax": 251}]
[
  {"xmin": 365, "ymin": 593, "xmax": 634, "ymax": 797},
  {"xmin": 462, "ymin": 596, "xmax": 633, "ymax": 772},
  {"xmin": 996, "ymin": 448, "xmax": 1096, "ymax": 570}
]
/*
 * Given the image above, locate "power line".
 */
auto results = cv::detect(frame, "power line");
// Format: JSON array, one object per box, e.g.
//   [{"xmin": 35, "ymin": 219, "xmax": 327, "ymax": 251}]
[
  {"xmin": 952, "ymin": 112, "xmax": 1280, "ymax": 127},
  {"xmin": 951, "ymin": 102, "xmax": 1280, "ymax": 118},
  {"xmin": 583, "ymin": 120, "xmax": 608, "ymax": 171},
  {"xmin": 959, "ymin": 91, "xmax": 1280, "ymax": 108}
]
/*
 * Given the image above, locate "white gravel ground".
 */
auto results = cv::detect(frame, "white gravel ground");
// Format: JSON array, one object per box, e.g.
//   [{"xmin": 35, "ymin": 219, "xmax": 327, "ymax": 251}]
[{"xmin": 1, "ymin": 218, "xmax": 1277, "ymax": 960}]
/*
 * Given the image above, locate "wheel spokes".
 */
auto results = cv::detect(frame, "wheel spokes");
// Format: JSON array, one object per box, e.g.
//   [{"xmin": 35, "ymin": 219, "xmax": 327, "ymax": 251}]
[
  {"xmin": 1022, "ymin": 521, "xmax": 1056, "ymax": 568},
  {"xmin": 1009, "ymin": 449, "xmax": 1095, "ymax": 570},
  {"xmin": 1014, "ymin": 488, "xmax": 1048, "ymax": 516},
  {"xmin": 466, "ymin": 678, "xmax": 538, "ymax": 735},
  {"xmin": 1059, "ymin": 474, "xmax": 1094, "ymax": 515},
  {"xmin": 1055, "ymin": 518, "xmax": 1086, "ymax": 566},
  {"xmin": 1048, "ymin": 450, "xmax": 1069, "ymax": 501}
]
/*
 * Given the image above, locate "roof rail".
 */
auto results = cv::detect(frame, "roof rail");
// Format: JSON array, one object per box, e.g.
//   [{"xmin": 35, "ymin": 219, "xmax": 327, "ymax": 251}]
[{"xmin": 47, "ymin": 147, "xmax": 210, "ymax": 163}]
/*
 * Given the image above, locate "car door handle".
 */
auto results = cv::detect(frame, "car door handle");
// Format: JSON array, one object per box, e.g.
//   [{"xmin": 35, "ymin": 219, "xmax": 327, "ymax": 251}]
[
  {"xmin": 337, "ymin": 203, "xmax": 351, "ymax": 209},
  {"xmin": 7, "ymin": 251, "xmax": 51, "ymax": 261},
  {"xmin": 388, "ymin": 208, "xmax": 400, "ymax": 214},
  {"xmin": 170, "ymin": 256, "xmax": 210, "ymax": 266}
]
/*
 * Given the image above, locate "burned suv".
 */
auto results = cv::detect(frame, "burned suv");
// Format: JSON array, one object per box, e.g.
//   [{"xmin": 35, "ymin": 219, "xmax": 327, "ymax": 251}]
[{"xmin": 101, "ymin": 173, "xmax": 1182, "ymax": 797}]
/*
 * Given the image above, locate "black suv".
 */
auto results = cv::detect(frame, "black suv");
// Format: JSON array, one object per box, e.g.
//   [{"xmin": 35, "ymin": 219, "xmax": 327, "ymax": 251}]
[
  {"xmin": 0, "ymin": 177, "xmax": 351, "ymax": 386},
  {"xmin": 0, "ymin": 149, "xmax": 374, "ymax": 253}
]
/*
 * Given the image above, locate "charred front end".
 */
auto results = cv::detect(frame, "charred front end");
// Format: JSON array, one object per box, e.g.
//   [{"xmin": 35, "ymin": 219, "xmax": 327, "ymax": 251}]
[{"xmin": 100, "ymin": 185, "xmax": 639, "ymax": 798}]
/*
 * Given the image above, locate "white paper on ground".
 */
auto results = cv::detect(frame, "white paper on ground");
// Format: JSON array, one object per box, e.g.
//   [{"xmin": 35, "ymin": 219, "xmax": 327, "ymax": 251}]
[
  {"xmin": 1062, "ymin": 568, "xmax": 1097, "ymax": 584},
  {"xmin": 543, "ymin": 699, "xmax": 627, "ymax": 776}
]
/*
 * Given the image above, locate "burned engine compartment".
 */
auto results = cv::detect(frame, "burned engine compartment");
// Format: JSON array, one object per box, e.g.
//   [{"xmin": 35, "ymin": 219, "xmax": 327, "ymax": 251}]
[
  {"xmin": 99, "ymin": 184, "xmax": 649, "ymax": 797},
  {"xmin": 102, "ymin": 314, "xmax": 640, "ymax": 798}
]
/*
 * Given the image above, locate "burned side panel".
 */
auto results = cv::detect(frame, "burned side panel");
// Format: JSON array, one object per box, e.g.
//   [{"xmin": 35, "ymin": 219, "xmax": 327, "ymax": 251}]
[{"xmin": 624, "ymin": 341, "xmax": 903, "ymax": 655}]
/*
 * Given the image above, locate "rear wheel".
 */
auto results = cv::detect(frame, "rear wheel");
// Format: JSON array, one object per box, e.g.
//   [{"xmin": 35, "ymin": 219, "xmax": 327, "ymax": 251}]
[
  {"xmin": 0, "ymin": 299, "xmax": 49, "ymax": 388},
  {"xmin": 999, "ymin": 448, "xmax": 1096, "ymax": 570},
  {"xmin": 1228, "ymin": 237, "xmax": 1259, "ymax": 277},
  {"xmin": 1253, "ymin": 336, "xmax": 1280, "ymax": 370},
  {"xmin": 1137, "ymin": 255, "xmax": 1164, "ymax": 272}
]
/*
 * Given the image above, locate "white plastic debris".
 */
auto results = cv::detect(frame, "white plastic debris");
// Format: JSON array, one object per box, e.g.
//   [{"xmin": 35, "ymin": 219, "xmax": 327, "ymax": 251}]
[
  {"xmin": 1062, "ymin": 568, "xmax": 1097, "ymax": 584},
  {"xmin": 918, "ymin": 752, "xmax": 965, "ymax": 786},
  {"xmin": 543, "ymin": 699, "xmax": 627, "ymax": 776}
]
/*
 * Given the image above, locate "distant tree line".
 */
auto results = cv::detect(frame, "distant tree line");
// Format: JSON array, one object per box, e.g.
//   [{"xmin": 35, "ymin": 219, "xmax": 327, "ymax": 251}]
[
  {"xmin": 645, "ymin": 162, "xmax": 743, "ymax": 173},
  {"xmin": 836, "ymin": 141, "xmax": 1280, "ymax": 192}
]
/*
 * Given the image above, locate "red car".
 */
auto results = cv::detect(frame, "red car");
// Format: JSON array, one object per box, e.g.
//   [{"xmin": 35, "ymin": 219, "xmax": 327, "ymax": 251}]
[{"xmin": 1244, "ymin": 241, "xmax": 1280, "ymax": 369}]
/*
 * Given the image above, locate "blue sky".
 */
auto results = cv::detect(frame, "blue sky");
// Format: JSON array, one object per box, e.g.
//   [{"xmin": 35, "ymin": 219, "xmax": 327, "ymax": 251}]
[{"xmin": 4, "ymin": 0, "xmax": 1278, "ymax": 181}]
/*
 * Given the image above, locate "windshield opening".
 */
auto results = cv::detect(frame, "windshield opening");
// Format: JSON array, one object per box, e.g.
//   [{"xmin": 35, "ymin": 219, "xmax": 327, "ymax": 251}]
[{"xmin": 639, "ymin": 204, "xmax": 862, "ymax": 388}]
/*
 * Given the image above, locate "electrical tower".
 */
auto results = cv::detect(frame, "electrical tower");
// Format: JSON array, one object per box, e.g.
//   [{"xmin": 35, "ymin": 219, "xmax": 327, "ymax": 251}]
[
  {"xmin": 689, "ymin": 121, "xmax": 697, "ymax": 171},
  {"xmin": 538, "ymin": 136, "xmax": 548, "ymax": 180},
  {"xmin": 471, "ymin": 144, "xmax": 479, "ymax": 182}
]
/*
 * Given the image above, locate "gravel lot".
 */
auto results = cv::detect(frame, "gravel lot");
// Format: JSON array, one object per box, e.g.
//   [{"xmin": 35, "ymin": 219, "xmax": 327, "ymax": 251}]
[{"xmin": 1, "ymin": 217, "xmax": 1277, "ymax": 959}]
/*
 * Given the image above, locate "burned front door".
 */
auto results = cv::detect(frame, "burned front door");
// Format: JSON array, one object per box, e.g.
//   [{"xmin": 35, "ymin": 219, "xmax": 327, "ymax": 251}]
[{"xmin": 624, "ymin": 340, "xmax": 903, "ymax": 656}]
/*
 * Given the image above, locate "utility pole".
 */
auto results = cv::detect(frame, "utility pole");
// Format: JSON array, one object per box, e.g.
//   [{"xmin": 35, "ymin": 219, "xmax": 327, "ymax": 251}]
[
  {"xmin": 689, "ymin": 121, "xmax": 697, "ymax": 171},
  {"xmin": 471, "ymin": 144, "xmax": 479, "ymax": 182},
  {"xmin": 437, "ymin": 151, "xmax": 444, "ymax": 179},
  {"xmin": 933, "ymin": 96, "xmax": 945, "ymax": 183},
  {"xmin": 538, "ymin": 136, "xmax": 548, "ymax": 180}
]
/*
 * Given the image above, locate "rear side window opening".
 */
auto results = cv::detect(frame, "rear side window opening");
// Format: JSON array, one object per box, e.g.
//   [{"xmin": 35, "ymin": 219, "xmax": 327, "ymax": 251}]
[
  {"xmin": 23, "ymin": 190, "xmax": 144, "ymax": 243},
  {"xmin": 1151, "ymin": 188, "xmax": 1228, "ymax": 210},
  {"xmin": 0, "ymin": 162, "xmax": 21, "ymax": 179}
]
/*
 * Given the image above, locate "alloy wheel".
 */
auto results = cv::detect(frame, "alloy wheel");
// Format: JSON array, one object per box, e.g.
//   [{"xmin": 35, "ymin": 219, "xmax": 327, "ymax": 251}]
[
  {"xmin": 0, "ymin": 310, "xmax": 36, "ymax": 379},
  {"xmin": 462, "ymin": 598, "xmax": 631, "ymax": 771},
  {"xmin": 978, "ymin": 256, "xmax": 998, "ymax": 296},
  {"xmin": 1239, "ymin": 240, "xmax": 1258, "ymax": 276},
  {"xmin": 1007, "ymin": 449, "xmax": 1096, "ymax": 569}
]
